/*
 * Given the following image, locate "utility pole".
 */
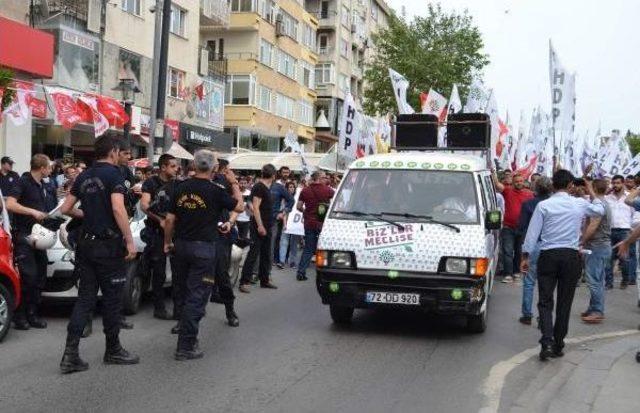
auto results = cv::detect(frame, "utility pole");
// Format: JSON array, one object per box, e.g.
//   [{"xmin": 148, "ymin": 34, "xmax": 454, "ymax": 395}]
[{"xmin": 147, "ymin": 0, "xmax": 165, "ymax": 165}]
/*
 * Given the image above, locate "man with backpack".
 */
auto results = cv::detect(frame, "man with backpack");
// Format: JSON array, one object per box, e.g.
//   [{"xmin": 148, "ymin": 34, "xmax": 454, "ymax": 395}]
[
  {"xmin": 140, "ymin": 154, "xmax": 179, "ymax": 320},
  {"xmin": 296, "ymin": 171, "xmax": 334, "ymax": 281}
]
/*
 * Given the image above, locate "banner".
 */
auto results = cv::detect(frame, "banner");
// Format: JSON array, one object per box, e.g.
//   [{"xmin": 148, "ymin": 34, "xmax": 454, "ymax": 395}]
[
  {"xmin": 600, "ymin": 131, "xmax": 631, "ymax": 177},
  {"xmin": 284, "ymin": 189, "xmax": 305, "ymax": 236},
  {"xmin": 338, "ymin": 93, "xmax": 359, "ymax": 169},
  {"xmin": 46, "ymin": 87, "xmax": 84, "ymax": 129},
  {"xmin": 78, "ymin": 95, "xmax": 109, "ymax": 138},
  {"xmin": 3, "ymin": 81, "xmax": 35, "ymax": 126},
  {"xmin": 448, "ymin": 84, "xmax": 462, "ymax": 116},
  {"xmin": 420, "ymin": 89, "xmax": 447, "ymax": 118},
  {"xmin": 388, "ymin": 68, "xmax": 414, "ymax": 115},
  {"xmin": 549, "ymin": 41, "xmax": 576, "ymax": 154},
  {"xmin": 622, "ymin": 153, "xmax": 640, "ymax": 176},
  {"xmin": 96, "ymin": 95, "xmax": 129, "ymax": 128}
]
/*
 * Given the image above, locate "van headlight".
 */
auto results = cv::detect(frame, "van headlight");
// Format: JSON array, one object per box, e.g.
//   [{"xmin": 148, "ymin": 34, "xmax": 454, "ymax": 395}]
[
  {"xmin": 317, "ymin": 250, "xmax": 356, "ymax": 269},
  {"xmin": 445, "ymin": 258, "xmax": 468, "ymax": 274}
]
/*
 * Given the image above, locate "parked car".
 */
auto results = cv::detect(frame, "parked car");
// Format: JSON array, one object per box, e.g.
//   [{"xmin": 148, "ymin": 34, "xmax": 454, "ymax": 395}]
[{"xmin": 0, "ymin": 198, "xmax": 20, "ymax": 342}]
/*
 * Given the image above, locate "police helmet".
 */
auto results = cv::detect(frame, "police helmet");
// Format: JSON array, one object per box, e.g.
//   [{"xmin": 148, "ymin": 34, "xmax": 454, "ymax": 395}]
[
  {"xmin": 59, "ymin": 222, "xmax": 72, "ymax": 250},
  {"xmin": 29, "ymin": 224, "xmax": 58, "ymax": 250}
]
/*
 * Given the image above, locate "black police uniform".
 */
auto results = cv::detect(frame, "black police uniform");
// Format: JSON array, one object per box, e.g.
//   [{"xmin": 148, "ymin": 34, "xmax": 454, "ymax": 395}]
[
  {"xmin": 61, "ymin": 162, "xmax": 139, "ymax": 373},
  {"xmin": 170, "ymin": 177, "xmax": 236, "ymax": 358},
  {"xmin": 211, "ymin": 174, "xmax": 239, "ymax": 326},
  {"xmin": 0, "ymin": 170, "xmax": 21, "ymax": 195},
  {"xmin": 141, "ymin": 175, "xmax": 176, "ymax": 318},
  {"xmin": 8, "ymin": 173, "xmax": 52, "ymax": 328},
  {"xmin": 119, "ymin": 165, "xmax": 138, "ymax": 217}
]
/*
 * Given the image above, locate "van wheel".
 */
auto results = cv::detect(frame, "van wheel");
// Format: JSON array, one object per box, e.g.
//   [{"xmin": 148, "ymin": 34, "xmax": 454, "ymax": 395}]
[
  {"xmin": 330, "ymin": 305, "xmax": 354, "ymax": 325},
  {"xmin": 467, "ymin": 309, "xmax": 488, "ymax": 333},
  {"xmin": 122, "ymin": 260, "xmax": 142, "ymax": 316},
  {"xmin": 0, "ymin": 282, "xmax": 14, "ymax": 342}
]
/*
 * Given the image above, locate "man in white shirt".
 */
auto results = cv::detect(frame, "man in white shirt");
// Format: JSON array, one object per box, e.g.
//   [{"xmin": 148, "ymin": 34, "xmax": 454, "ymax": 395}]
[{"xmin": 604, "ymin": 175, "xmax": 636, "ymax": 289}]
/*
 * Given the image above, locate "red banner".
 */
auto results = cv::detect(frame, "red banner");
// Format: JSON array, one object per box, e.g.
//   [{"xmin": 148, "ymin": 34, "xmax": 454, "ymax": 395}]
[
  {"xmin": 29, "ymin": 97, "xmax": 47, "ymax": 118},
  {"xmin": 96, "ymin": 95, "xmax": 129, "ymax": 128},
  {"xmin": 46, "ymin": 87, "xmax": 83, "ymax": 129}
]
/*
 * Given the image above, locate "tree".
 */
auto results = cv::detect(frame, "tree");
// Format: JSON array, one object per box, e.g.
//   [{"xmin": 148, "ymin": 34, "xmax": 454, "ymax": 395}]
[
  {"xmin": 626, "ymin": 130, "xmax": 640, "ymax": 156},
  {"xmin": 363, "ymin": 4, "xmax": 489, "ymax": 116},
  {"xmin": 0, "ymin": 67, "xmax": 16, "ymax": 111}
]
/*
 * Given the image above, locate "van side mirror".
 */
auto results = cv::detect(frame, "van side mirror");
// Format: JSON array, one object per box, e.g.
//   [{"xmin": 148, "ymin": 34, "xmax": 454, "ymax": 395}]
[{"xmin": 485, "ymin": 210, "xmax": 502, "ymax": 230}]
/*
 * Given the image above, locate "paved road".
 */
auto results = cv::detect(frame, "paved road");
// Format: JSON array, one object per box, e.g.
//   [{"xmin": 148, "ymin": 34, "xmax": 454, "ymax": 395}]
[{"xmin": 1, "ymin": 269, "xmax": 638, "ymax": 413}]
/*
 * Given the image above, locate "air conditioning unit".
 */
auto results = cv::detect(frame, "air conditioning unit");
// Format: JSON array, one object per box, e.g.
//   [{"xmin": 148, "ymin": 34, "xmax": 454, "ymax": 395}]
[{"xmin": 275, "ymin": 14, "xmax": 284, "ymax": 36}]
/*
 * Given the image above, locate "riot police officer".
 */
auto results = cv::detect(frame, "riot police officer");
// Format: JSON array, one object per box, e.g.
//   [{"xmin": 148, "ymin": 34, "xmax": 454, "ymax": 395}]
[
  {"xmin": 59, "ymin": 136, "xmax": 139, "ymax": 374},
  {"xmin": 140, "ymin": 153, "xmax": 179, "ymax": 320},
  {"xmin": 163, "ymin": 150, "xmax": 243, "ymax": 360},
  {"xmin": 211, "ymin": 159, "xmax": 240, "ymax": 327},
  {"xmin": 6, "ymin": 154, "xmax": 54, "ymax": 329}
]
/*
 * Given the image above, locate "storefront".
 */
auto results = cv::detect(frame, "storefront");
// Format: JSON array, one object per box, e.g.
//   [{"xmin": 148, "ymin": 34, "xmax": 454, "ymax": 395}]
[{"xmin": 179, "ymin": 122, "xmax": 233, "ymax": 154}]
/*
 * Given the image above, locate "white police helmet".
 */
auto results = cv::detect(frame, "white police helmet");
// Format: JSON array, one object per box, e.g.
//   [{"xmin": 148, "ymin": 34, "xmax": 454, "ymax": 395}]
[
  {"xmin": 230, "ymin": 244, "xmax": 244, "ymax": 264},
  {"xmin": 58, "ymin": 221, "xmax": 72, "ymax": 250},
  {"xmin": 28, "ymin": 224, "xmax": 57, "ymax": 250}
]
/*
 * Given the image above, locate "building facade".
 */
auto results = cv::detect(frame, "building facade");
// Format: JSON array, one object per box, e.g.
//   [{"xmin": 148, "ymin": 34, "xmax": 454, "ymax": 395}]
[
  {"xmin": 202, "ymin": 0, "xmax": 319, "ymax": 152},
  {"xmin": 305, "ymin": 0, "xmax": 389, "ymax": 152},
  {"xmin": 0, "ymin": 0, "xmax": 230, "ymax": 168}
]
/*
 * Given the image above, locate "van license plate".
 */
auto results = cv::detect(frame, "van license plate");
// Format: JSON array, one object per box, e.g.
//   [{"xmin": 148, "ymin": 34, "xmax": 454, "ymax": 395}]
[{"xmin": 366, "ymin": 292, "xmax": 420, "ymax": 305}]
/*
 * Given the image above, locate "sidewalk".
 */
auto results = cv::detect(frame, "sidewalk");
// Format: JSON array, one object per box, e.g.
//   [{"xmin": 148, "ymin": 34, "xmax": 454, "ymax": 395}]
[{"xmin": 508, "ymin": 335, "xmax": 640, "ymax": 413}]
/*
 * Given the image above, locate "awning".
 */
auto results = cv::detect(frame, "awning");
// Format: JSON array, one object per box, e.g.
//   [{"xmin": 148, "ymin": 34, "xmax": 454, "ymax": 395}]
[
  {"xmin": 138, "ymin": 137, "xmax": 194, "ymax": 161},
  {"xmin": 220, "ymin": 151, "xmax": 340, "ymax": 173}
]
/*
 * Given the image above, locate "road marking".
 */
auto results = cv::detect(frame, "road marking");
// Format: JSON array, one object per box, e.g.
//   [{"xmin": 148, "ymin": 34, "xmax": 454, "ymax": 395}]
[{"xmin": 478, "ymin": 329, "xmax": 640, "ymax": 413}]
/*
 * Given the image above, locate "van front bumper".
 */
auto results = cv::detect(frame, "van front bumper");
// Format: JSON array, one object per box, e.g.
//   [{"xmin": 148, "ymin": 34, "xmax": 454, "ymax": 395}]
[{"xmin": 316, "ymin": 268, "xmax": 487, "ymax": 315}]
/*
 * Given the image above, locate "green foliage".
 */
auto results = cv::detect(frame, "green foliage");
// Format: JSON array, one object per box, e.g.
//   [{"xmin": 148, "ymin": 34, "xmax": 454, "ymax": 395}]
[
  {"xmin": 0, "ymin": 67, "xmax": 16, "ymax": 111},
  {"xmin": 363, "ymin": 4, "xmax": 489, "ymax": 116},
  {"xmin": 626, "ymin": 130, "xmax": 640, "ymax": 156}
]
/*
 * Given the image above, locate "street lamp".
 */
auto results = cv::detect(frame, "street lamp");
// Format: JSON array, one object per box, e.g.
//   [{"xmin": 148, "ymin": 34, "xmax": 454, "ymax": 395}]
[{"xmin": 112, "ymin": 78, "xmax": 141, "ymax": 145}]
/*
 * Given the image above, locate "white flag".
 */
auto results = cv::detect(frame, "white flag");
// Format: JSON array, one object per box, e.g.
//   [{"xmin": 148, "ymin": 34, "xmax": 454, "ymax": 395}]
[
  {"xmin": 338, "ymin": 93, "xmax": 359, "ymax": 169},
  {"xmin": 484, "ymin": 91, "xmax": 500, "ymax": 166},
  {"xmin": 549, "ymin": 41, "xmax": 576, "ymax": 155},
  {"xmin": 284, "ymin": 128, "xmax": 301, "ymax": 153},
  {"xmin": 464, "ymin": 79, "xmax": 490, "ymax": 113},
  {"xmin": 78, "ymin": 95, "xmax": 109, "ymax": 138},
  {"xmin": 421, "ymin": 89, "xmax": 448, "ymax": 118},
  {"xmin": 388, "ymin": 68, "xmax": 414, "ymax": 115},
  {"xmin": 448, "ymin": 84, "xmax": 462, "ymax": 116}
]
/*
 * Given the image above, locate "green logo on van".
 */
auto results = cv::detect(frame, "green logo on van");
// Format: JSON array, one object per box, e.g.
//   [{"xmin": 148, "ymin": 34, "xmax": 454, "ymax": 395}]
[
  {"xmin": 407, "ymin": 162, "xmax": 417, "ymax": 168},
  {"xmin": 434, "ymin": 163, "xmax": 444, "ymax": 169},
  {"xmin": 447, "ymin": 163, "xmax": 458, "ymax": 170},
  {"xmin": 393, "ymin": 161, "xmax": 404, "ymax": 167},
  {"xmin": 461, "ymin": 164, "xmax": 471, "ymax": 171},
  {"xmin": 370, "ymin": 161, "xmax": 380, "ymax": 167},
  {"xmin": 381, "ymin": 161, "xmax": 391, "ymax": 168},
  {"xmin": 421, "ymin": 162, "xmax": 432, "ymax": 169},
  {"xmin": 355, "ymin": 161, "xmax": 365, "ymax": 167}
]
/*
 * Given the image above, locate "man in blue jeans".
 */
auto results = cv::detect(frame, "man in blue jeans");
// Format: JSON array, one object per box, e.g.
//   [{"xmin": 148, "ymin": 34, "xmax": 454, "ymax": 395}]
[
  {"xmin": 580, "ymin": 179, "xmax": 611, "ymax": 324},
  {"xmin": 518, "ymin": 177, "xmax": 552, "ymax": 325},
  {"xmin": 604, "ymin": 175, "xmax": 635, "ymax": 289},
  {"xmin": 296, "ymin": 171, "xmax": 334, "ymax": 281}
]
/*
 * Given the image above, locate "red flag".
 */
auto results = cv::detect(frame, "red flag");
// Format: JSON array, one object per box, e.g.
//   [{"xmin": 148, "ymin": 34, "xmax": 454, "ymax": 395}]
[
  {"xmin": 29, "ymin": 98, "xmax": 47, "ymax": 119},
  {"xmin": 96, "ymin": 95, "xmax": 129, "ymax": 128},
  {"xmin": 516, "ymin": 154, "xmax": 538, "ymax": 180},
  {"xmin": 194, "ymin": 83, "xmax": 204, "ymax": 101},
  {"xmin": 78, "ymin": 95, "xmax": 109, "ymax": 137},
  {"xmin": 46, "ymin": 87, "xmax": 84, "ymax": 129}
]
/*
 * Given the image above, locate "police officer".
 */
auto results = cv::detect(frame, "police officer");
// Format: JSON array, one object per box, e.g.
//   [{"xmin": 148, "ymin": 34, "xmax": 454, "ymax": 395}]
[
  {"xmin": 211, "ymin": 159, "xmax": 240, "ymax": 327},
  {"xmin": 140, "ymin": 153, "xmax": 179, "ymax": 320},
  {"xmin": 59, "ymin": 136, "xmax": 139, "ymax": 374},
  {"xmin": 6, "ymin": 154, "xmax": 54, "ymax": 330},
  {"xmin": 163, "ymin": 150, "xmax": 243, "ymax": 360}
]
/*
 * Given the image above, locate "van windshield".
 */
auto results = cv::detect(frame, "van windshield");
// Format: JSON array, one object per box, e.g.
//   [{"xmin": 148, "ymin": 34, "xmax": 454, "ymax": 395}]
[{"xmin": 331, "ymin": 169, "xmax": 479, "ymax": 224}]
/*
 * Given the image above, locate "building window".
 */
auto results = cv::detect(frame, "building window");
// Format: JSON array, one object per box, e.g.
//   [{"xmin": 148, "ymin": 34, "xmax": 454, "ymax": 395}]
[
  {"xmin": 299, "ymin": 61, "xmax": 315, "ymax": 89},
  {"xmin": 121, "ymin": 0, "xmax": 141, "ymax": 15},
  {"xmin": 259, "ymin": 0, "xmax": 276, "ymax": 23},
  {"xmin": 341, "ymin": 5, "xmax": 350, "ymax": 27},
  {"xmin": 225, "ymin": 75, "xmax": 255, "ymax": 105},
  {"xmin": 277, "ymin": 10, "xmax": 298, "ymax": 40},
  {"xmin": 371, "ymin": 2, "xmax": 378, "ymax": 21},
  {"xmin": 339, "ymin": 73, "xmax": 349, "ymax": 93},
  {"xmin": 257, "ymin": 85, "xmax": 272, "ymax": 112},
  {"xmin": 168, "ymin": 67, "xmax": 186, "ymax": 98},
  {"xmin": 170, "ymin": 4, "xmax": 187, "ymax": 37},
  {"xmin": 231, "ymin": 0, "xmax": 255, "ymax": 12},
  {"xmin": 298, "ymin": 100, "xmax": 313, "ymax": 126},
  {"xmin": 275, "ymin": 93, "xmax": 295, "ymax": 120},
  {"xmin": 302, "ymin": 23, "xmax": 316, "ymax": 50},
  {"xmin": 315, "ymin": 63, "xmax": 334, "ymax": 84},
  {"xmin": 259, "ymin": 39, "xmax": 273, "ymax": 67},
  {"xmin": 277, "ymin": 50, "xmax": 297, "ymax": 80},
  {"xmin": 340, "ymin": 38, "xmax": 349, "ymax": 58}
]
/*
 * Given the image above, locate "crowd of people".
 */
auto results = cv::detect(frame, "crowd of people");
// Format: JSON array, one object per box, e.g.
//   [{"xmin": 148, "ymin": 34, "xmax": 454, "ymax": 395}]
[
  {"xmin": 0, "ymin": 137, "xmax": 339, "ymax": 371},
  {"xmin": 493, "ymin": 168, "xmax": 640, "ymax": 360}
]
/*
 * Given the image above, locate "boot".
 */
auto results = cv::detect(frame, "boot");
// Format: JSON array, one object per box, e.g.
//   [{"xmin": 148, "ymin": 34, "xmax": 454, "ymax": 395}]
[
  {"xmin": 103, "ymin": 335, "xmax": 140, "ymax": 365},
  {"xmin": 81, "ymin": 318, "xmax": 92, "ymax": 338},
  {"xmin": 119, "ymin": 317, "xmax": 134, "ymax": 330},
  {"xmin": 153, "ymin": 306, "xmax": 172, "ymax": 320},
  {"xmin": 175, "ymin": 340, "xmax": 203, "ymax": 361},
  {"xmin": 60, "ymin": 335, "xmax": 89, "ymax": 374},
  {"xmin": 225, "ymin": 304, "xmax": 239, "ymax": 327},
  {"xmin": 171, "ymin": 322, "xmax": 180, "ymax": 335},
  {"xmin": 13, "ymin": 312, "xmax": 30, "ymax": 330},
  {"xmin": 27, "ymin": 309, "xmax": 47, "ymax": 329}
]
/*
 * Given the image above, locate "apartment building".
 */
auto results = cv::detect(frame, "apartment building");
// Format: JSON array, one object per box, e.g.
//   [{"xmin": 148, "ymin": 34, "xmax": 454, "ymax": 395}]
[
  {"xmin": 1, "ymin": 0, "xmax": 231, "ymax": 165},
  {"xmin": 305, "ymin": 0, "xmax": 390, "ymax": 151},
  {"xmin": 202, "ymin": 0, "xmax": 319, "ymax": 152}
]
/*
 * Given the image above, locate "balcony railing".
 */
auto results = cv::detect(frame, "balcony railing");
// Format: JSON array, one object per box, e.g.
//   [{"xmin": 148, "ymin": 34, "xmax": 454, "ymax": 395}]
[
  {"xmin": 312, "ymin": 10, "xmax": 338, "ymax": 28},
  {"xmin": 208, "ymin": 59, "xmax": 228, "ymax": 80},
  {"xmin": 318, "ymin": 46, "xmax": 335, "ymax": 55},
  {"xmin": 223, "ymin": 52, "xmax": 259, "ymax": 61},
  {"xmin": 200, "ymin": 0, "xmax": 230, "ymax": 27}
]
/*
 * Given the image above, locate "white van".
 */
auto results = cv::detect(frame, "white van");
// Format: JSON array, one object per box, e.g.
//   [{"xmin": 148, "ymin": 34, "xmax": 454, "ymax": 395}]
[{"xmin": 315, "ymin": 152, "xmax": 502, "ymax": 332}]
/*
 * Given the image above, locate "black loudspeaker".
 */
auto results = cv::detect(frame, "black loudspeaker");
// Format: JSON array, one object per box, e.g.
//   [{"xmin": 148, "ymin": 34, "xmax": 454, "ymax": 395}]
[
  {"xmin": 395, "ymin": 114, "xmax": 439, "ymax": 148},
  {"xmin": 446, "ymin": 113, "xmax": 491, "ymax": 149}
]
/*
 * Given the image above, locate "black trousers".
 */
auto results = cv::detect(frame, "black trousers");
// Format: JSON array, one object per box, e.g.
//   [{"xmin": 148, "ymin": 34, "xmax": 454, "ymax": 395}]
[
  {"xmin": 240, "ymin": 223, "xmax": 272, "ymax": 285},
  {"xmin": 14, "ymin": 238, "xmax": 48, "ymax": 318},
  {"xmin": 537, "ymin": 248, "xmax": 581, "ymax": 348},
  {"xmin": 67, "ymin": 237, "xmax": 126, "ymax": 339},
  {"xmin": 212, "ymin": 238, "xmax": 234, "ymax": 305},
  {"xmin": 143, "ymin": 231, "xmax": 168, "ymax": 311},
  {"xmin": 174, "ymin": 240, "xmax": 216, "ymax": 351}
]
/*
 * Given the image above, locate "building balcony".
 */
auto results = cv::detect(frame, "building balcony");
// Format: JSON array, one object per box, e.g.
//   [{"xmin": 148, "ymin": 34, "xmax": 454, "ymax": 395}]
[
  {"xmin": 200, "ymin": 0, "xmax": 230, "ymax": 27},
  {"xmin": 208, "ymin": 59, "xmax": 227, "ymax": 79},
  {"xmin": 352, "ymin": 65, "xmax": 363, "ymax": 79},
  {"xmin": 317, "ymin": 46, "xmax": 335, "ymax": 60},
  {"xmin": 313, "ymin": 10, "xmax": 338, "ymax": 30}
]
